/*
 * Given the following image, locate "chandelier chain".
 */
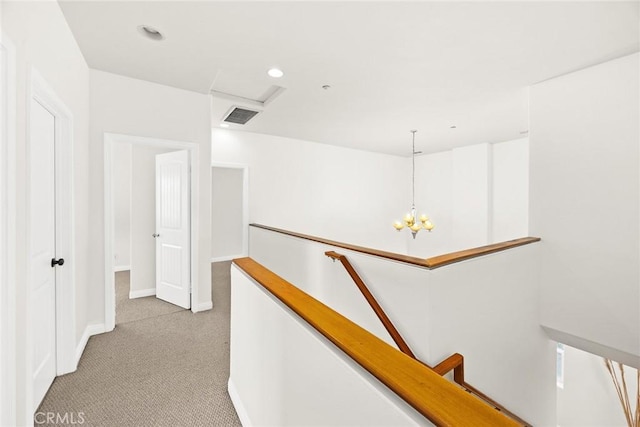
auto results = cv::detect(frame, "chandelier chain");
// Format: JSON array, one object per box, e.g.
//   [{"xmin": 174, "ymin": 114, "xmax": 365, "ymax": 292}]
[{"xmin": 411, "ymin": 130, "xmax": 416, "ymax": 209}]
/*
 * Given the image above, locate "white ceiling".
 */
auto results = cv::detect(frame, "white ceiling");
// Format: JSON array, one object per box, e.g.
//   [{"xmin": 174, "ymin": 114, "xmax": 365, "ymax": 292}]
[{"xmin": 59, "ymin": 1, "xmax": 639, "ymax": 155}]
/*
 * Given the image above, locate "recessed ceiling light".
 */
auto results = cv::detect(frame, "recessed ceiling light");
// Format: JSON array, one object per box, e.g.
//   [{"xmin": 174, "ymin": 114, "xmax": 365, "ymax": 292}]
[
  {"xmin": 267, "ymin": 68, "xmax": 284, "ymax": 78},
  {"xmin": 220, "ymin": 123, "xmax": 229, "ymax": 128},
  {"xmin": 137, "ymin": 25, "xmax": 164, "ymax": 41},
  {"xmin": 450, "ymin": 125, "xmax": 457, "ymax": 129},
  {"xmin": 322, "ymin": 85, "xmax": 331, "ymax": 90}
]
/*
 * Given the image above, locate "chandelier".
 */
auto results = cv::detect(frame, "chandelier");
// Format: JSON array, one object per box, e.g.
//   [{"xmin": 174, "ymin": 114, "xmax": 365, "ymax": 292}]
[{"xmin": 393, "ymin": 130, "xmax": 434, "ymax": 239}]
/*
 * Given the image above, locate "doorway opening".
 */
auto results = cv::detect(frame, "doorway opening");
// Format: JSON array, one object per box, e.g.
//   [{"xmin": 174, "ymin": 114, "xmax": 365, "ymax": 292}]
[
  {"xmin": 104, "ymin": 133, "xmax": 200, "ymax": 332},
  {"xmin": 211, "ymin": 163, "xmax": 249, "ymax": 262}
]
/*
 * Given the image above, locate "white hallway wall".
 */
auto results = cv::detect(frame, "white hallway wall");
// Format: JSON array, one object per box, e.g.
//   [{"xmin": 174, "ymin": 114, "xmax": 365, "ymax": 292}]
[
  {"xmin": 1, "ymin": 2, "xmax": 91, "ymax": 425},
  {"xmin": 112, "ymin": 142, "xmax": 131, "ymax": 270},
  {"xmin": 211, "ymin": 130, "xmax": 529, "ymax": 257},
  {"xmin": 0, "ymin": 6, "xmax": 15, "ymax": 423},
  {"xmin": 559, "ymin": 345, "xmax": 639, "ymax": 426},
  {"xmin": 410, "ymin": 138, "xmax": 529, "ymax": 257},
  {"xmin": 492, "ymin": 138, "xmax": 529, "ymax": 243},
  {"xmin": 451, "ymin": 143, "xmax": 491, "ymax": 249},
  {"xmin": 211, "ymin": 166, "xmax": 245, "ymax": 260},
  {"xmin": 90, "ymin": 70, "xmax": 213, "ymax": 315},
  {"xmin": 211, "ymin": 129, "xmax": 410, "ymax": 254},
  {"xmin": 530, "ymin": 53, "xmax": 639, "ymax": 367}
]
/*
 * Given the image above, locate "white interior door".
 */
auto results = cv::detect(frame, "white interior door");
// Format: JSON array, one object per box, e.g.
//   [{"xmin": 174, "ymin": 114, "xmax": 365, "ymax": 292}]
[
  {"xmin": 155, "ymin": 150, "xmax": 190, "ymax": 308},
  {"xmin": 30, "ymin": 100, "xmax": 57, "ymax": 410}
]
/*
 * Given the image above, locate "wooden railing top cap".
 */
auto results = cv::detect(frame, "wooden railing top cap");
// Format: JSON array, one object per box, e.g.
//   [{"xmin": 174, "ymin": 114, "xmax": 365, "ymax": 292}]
[{"xmin": 251, "ymin": 223, "xmax": 540, "ymax": 269}]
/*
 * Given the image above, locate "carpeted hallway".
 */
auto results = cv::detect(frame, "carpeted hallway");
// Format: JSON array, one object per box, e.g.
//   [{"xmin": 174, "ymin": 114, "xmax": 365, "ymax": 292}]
[{"xmin": 37, "ymin": 262, "xmax": 241, "ymax": 427}]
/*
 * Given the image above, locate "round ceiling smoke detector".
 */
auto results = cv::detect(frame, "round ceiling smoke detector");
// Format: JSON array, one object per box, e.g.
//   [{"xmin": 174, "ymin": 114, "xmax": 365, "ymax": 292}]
[{"xmin": 137, "ymin": 25, "xmax": 165, "ymax": 41}]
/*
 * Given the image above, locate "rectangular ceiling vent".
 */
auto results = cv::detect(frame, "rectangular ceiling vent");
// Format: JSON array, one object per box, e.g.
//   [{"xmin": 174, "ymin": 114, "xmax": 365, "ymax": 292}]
[{"xmin": 223, "ymin": 107, "xmax": 260, "ymax": 125}]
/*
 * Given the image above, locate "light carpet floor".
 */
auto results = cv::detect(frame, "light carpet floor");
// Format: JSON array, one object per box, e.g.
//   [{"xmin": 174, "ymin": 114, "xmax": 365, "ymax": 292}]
[
  {"xmin": 115, "ymin": 270, "xmax": 184, "ymax": 325},
  {"xmin": 37, "ymin": 262, "xmax": 242, "ymax": 427}
]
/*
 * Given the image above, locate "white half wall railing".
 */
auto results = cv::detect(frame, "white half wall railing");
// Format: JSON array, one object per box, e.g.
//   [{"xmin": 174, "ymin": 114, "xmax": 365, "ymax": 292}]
[
  {"xmin": 244, "ymin": 224, "xmax": 555, "ymax": 426},
  {"xmin": 229, "ymin": 262, "xmax": 431, "ymax": 427},
  {"xmin": 230, "ymin": 258, "xmax": 529, "ymax": 426}
]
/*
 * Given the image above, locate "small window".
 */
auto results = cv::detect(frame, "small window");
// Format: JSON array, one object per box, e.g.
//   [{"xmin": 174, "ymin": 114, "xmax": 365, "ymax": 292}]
[{"xmin": 556, "ymin": 343, "xmax": 565, "ymax": 388}]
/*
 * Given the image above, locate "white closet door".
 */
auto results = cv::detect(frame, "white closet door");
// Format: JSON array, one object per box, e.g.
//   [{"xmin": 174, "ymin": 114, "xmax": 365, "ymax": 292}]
[{"xmin": 30, "ymin": 100, "xmax": 57, "ymax": 410}]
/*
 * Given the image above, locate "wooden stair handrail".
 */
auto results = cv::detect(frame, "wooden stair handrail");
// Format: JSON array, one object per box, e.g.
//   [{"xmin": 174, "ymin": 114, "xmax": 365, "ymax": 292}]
[
  {"xmin": 326, "ymin": 250, "xmax": 531, "ymax": 426},
  {"xmin": 251, "ymin": 223, "xmax": 540, "ymax": 269},
  {"xmin": 433, "ymin": 354, "xmax": 532, "ymax": 427},
  {"xmin": 325, "ymin": 250, "xmax": 416, "ymax": 358},
  {"xmin": 433, "ymin": 352, "xmax": 465, "ymax": 383},
  {"xmin": 233, "ymin": 257, "xmax": 521, "ymax": 426}
]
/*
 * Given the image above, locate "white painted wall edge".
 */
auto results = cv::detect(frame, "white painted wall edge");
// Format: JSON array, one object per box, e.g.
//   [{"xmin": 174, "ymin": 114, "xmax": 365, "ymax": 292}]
[
  {"xmin": 228, "ymin": 379, "xmax": 253, "ymax": 427},
  {"xmin": 194, "ymin": 301, "xmax": 213, "ymax": 312},
  {"xmin": 129, "ymin": 288, "xmax": 155, "ymax": 299},
  {"xmin": 74, "ymin": 323, "xmax": 106, "ymax": 368},
  {"xmin": 211, "ymin": 254, "xmax": 245, "ymax": 263},
  {"xmin": 211, "ymin": 161, "xmax": 248, "ymax": 169},
  {"xmin": 113, "ymin": 265, "xmax": 130, "ymax": 272},
  {"xmin": 0, "ymin": 32, "xmax": 17, "ymax": 427},
  {"xmin": 543, "ymin": 326, "xmax": 640, "ymax": 369}
]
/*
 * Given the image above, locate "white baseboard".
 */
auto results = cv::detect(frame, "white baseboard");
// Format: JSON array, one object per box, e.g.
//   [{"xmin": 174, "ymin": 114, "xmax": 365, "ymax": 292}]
[
  {"xmin": 75, "ymin": 323, "xmax": 106, "ymax": 368},
  {"xmin": 193, "ymin": 300, "xmax": 213, "ymax": 312},
  {"xmin": 113, "ymin": 265, "xmax": 130, "ymax": 272},
  {"xmin": 211, "ymin": 254, "xmax": 245, "ymax": 263},
  {"xmin": 129, "ymin": 288, "xmax": 156, "ymax": 299},
  {"xmin": 228, "ymin": 378, "xmax": 252, "ymax": 426}
]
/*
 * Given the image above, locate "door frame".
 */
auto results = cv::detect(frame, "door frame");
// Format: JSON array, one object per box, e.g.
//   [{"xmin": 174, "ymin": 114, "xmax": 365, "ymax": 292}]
[
  {"xmin": 0, "ymin": 33, "xmax": 17, "ymax": 427},
  {"xmin": 104, "ymin": 133, "xmax": 200, "ymax": 332},
  {"xmin": 210, "ymin": 162, "xmax": 249, "ymax": 262},
  {"xmin": 25, "ymin": 67, "xmax": 76, "ymax": 414}
]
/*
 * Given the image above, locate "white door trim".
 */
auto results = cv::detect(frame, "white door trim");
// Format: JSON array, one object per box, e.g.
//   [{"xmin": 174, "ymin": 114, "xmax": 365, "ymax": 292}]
[
  {"xmin": 211, "ymin": 162, "xmax": 249, "ymax": 259},
  {"xmin": 104, "ymin": 133, "xmax": 200, "ymax": 331},
  {"xmin": 0, "ymin": 33, "xmax": 17, "ymax": 427},
  {"xmin": 26, "ymin": 67, "xmax": 76, "ymax": 416}
]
